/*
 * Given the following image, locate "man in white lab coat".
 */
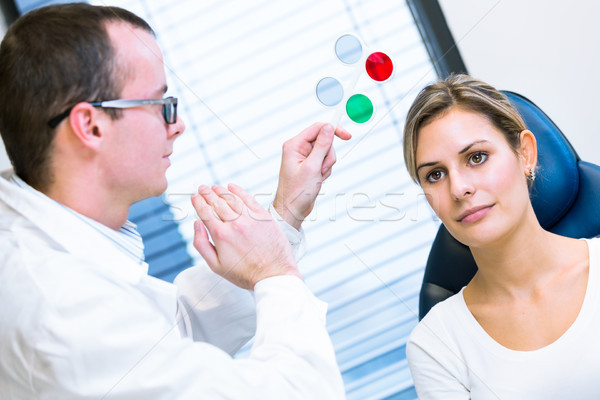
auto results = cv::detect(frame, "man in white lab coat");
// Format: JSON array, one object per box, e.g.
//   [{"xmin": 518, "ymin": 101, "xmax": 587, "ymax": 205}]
[{"xmin": 0, "ymin": 3, "xmax": 351, "ymax": 399}]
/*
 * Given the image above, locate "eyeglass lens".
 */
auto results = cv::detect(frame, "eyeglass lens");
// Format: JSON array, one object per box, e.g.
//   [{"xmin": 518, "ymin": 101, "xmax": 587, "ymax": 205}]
[{"xmin": 163, "ymin": 102, "xmax": 177, "ymax": 124}]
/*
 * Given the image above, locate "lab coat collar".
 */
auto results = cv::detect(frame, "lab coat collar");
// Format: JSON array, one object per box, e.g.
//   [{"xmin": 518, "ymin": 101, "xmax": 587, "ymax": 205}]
[{"xmin": 0, "ymin": 169, "xmax": 148, "ymax": 283}]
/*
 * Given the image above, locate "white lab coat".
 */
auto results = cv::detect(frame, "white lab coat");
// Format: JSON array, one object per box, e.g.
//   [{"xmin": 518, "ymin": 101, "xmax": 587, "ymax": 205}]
[{"xmin": 0, "ymin": 170, "xmax": 345, "ymax": 399}]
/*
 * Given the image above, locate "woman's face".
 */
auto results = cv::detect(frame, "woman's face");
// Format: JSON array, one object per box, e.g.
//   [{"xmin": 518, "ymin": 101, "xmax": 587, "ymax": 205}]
[{"xmin": 415, "ymin": 108, "xmax": 533, "ymax": 248}]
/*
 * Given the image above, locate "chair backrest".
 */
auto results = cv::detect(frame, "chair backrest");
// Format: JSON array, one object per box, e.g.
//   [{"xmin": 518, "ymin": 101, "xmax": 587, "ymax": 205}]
[{"xmin": 419, "ymin": 91, "xmax": 600, "ymax": 320}]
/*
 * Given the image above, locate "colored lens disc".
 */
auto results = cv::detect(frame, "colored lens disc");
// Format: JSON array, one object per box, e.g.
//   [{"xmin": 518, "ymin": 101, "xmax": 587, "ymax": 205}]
[
  {"xmin": 346, "ymin": 94, "xmax": 373, "ymax": 123},
  {"xmin": 335, "ymin": 34, "xmax": 363, "ymax": 64},
  {"xmin": 365, "ymin": 52, "xmax": 393, "ymax": 81},
  {"xmin": 316, "ymin": 77, "xmax": 344, "ymax": 107}
]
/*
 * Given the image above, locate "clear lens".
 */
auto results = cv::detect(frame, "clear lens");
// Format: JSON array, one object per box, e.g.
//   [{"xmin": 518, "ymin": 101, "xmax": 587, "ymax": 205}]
[
  {"xmin": 335, "ymin": 34, "xmax": 362, "ymax": 64},
  {"xmin": 316, "ymin": 77, "xmax": 344, "ymax": 107}
]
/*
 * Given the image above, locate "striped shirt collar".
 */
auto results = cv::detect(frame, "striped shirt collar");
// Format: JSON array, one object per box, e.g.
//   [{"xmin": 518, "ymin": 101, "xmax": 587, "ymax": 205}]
[{"xmin": 10, "ymin": 174, "xmax": 145, "ymax": 265}]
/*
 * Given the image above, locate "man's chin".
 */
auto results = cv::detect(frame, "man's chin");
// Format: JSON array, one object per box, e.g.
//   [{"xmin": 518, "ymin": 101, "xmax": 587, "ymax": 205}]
[{"xmin": 134, "ymin": 180, "xmax": 168, "ymax": 203}]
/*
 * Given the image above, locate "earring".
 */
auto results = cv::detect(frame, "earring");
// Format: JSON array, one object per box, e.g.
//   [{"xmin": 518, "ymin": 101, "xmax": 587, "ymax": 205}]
[{"xmin": 527, "ymin": 167, "xmax": 536, "ymax": 182}]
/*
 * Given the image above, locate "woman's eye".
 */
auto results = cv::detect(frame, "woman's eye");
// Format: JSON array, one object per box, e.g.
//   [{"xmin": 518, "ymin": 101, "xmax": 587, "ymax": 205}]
[
  {"xmin": 469, "ymin": 152, "xmax": 487, "ymax": 165},
  {"xmin": 426, "ymin": 169, "xmax": 445, "ymax": 183}
]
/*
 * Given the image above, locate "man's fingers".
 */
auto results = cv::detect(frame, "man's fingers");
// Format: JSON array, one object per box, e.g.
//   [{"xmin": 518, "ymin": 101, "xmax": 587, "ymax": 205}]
[
  {"xmin": 286, "ymin": 123, "xmax": 350, "ymax": 161},
  {"xmin": 305, "ymin": 124, "xmax": 335, "ymax": 166},
  {"xmin": 321, "ymin": 126, "xmax": 349, "ymax": 173},
  {"xmin": 191, "ymin": 193, "xmax": 218, "ymax": 227},
  {"xmin": 192, "ymin": 220, "xmax": 219, "ymax": 268},
  {"xmin": 198, "ymin": 185, "xmax": 239, "ymax": 222},
  {"xmin": 297, "ymin": 122, "xmax": 351, "ymax": 142},
  {"xmin": 213, "ymin": 185, "xmax": 244, "ymax": 215},
  {"xmin": 282, "ymin": 122, "xmax": 327, "ymax": 159},
  {"xmin": 321, "ymin": 144, "xmax": 336, "ymax": 174},
  {"xmin": 297, "ymin": 122, "xmax": 327, "ymax": 143},
  {"xmin": 334, "ymin": 125, "xmax": 352, "ymax": 141},
  {"xmin": 228, "ymin": 183, "xmax": 265, "ymax": 215}
]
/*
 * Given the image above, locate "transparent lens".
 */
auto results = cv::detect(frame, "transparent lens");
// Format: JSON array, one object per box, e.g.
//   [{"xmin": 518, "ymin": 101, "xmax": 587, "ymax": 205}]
[{"xmin": 335, "ymin": 34, "xmax": 362, "ymax": 64}]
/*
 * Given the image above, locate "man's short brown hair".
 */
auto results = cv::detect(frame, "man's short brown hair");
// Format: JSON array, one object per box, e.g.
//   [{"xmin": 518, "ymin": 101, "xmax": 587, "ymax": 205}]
[{"xmin": 0, "ymin": 3, "xmax": 154, "ymax": 190}]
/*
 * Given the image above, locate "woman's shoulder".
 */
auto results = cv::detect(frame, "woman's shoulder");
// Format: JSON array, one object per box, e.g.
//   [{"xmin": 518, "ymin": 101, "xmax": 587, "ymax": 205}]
[
  {"xmin": 586, "ymin": 236, "xmax": 600, "ymax": 247},
  {"xmin": 406, "ymin": 290, "xmax": 473, "ymax": 380},
  {"xmin": 408, "ymin": 290, "xmax": 467, "ymax": 347},
  {"xmin": 582, "ymin": 236, "xmax": 600, "ymax": 267}
]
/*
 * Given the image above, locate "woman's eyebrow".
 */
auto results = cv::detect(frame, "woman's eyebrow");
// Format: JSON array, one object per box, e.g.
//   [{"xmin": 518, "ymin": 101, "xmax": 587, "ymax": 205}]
[
  {"xmin": 417, "ymin": 140, "xmax": 490, "ymax": 173},
  {"xmin": 416, "ymin": 161, "xmax": 439, "ymax": 173},
  {"xmin": 458, "ymin": 140, "xmax": 489, "ymax": 155}
]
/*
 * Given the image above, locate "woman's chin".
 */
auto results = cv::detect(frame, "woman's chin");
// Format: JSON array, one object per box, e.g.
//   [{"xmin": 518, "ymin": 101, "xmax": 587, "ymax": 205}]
[{"xmin": 445, "ymin": 221, "xmax": 505, "ymax": 249}]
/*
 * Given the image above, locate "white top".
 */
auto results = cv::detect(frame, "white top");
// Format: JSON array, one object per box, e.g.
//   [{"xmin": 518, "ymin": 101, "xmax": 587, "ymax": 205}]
[
  {"xmin": 0, "ymin": 170, "xmax": 344, "ymax": 399},
  {"xmin": 407, "ymin": 237, "xmax": 600, "ymax": 400}
]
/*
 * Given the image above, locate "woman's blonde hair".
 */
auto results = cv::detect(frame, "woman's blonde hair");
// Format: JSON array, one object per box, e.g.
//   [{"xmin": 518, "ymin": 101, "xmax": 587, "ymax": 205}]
[{"xmin": 403, "ymin": 74, "xmax": 527, "ymax": 184}]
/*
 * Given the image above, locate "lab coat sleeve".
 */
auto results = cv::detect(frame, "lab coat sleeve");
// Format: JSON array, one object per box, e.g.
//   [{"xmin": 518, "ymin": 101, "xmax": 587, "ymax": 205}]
[
  {"xmin": 174, "ymin": 263, "xmax": 256, "ymax": 355},
  {"xmin": 173, "ymin": 205, "xmax": 307, "ymax": 354},
  {"xmin": 32, "ymin": 273, "xmax": 345, "ymax": 399},
  {"xmin": 268, "ymin": 204, "xmax": 307, "ymax": 261}
]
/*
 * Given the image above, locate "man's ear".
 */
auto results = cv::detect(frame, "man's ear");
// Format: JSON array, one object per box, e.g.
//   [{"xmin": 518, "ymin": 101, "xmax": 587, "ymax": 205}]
[
  {"xmin": 67, "ymin": 102, "xmax": 106, "ymax": 150},
  {"xmin": 519, "ymin": 129, "xmax": 538, "ymax": 172}
]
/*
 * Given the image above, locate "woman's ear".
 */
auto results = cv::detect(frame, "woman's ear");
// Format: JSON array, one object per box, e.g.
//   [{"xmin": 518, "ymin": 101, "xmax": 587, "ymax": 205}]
[
  {"xmin": 519, "ymin": 129, "xmax": 538, "ymax": 172},
  {"xmin": 67, "ymin": 102, "xmax": 106, "ymax": 150}
]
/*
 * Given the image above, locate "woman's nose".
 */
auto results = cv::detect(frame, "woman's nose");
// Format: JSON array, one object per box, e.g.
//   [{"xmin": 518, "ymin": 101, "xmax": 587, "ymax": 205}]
[{"xmin": 449, "ymin": 170, "xmax": 475, "ymax": 201}]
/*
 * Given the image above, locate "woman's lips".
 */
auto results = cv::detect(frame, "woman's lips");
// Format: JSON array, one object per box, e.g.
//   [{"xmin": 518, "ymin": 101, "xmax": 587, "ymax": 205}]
[{"xmin": 457, "ymin": 204, "xmax": 493, "ymax": 224}]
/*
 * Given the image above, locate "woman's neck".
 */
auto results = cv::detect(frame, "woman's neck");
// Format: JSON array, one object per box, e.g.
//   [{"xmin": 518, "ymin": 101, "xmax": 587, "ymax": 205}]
[{"xmin": 468, "ymin": 208, "xmax": 556, "ymax": 299}]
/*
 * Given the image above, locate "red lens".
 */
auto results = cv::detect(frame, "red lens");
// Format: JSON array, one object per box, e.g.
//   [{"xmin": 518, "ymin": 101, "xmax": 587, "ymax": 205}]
[{"xmin": 365, "ymin": 52, "xmax": 393, "ymax": 82}]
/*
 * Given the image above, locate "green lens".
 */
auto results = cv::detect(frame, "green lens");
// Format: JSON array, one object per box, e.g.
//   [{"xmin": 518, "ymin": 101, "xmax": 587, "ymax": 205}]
[{"xmin": 346, "ymin": 94, "xmax": 373, "ymax": 123}]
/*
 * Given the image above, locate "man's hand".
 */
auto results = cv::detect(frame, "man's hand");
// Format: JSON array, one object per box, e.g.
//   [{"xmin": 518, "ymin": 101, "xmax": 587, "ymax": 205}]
[
  {"xmin": 191, "ymin": 184, "xmax": 301, "ymax": 290},
  {"xmin": 273, "ymin": 123, "xmax": 352, "ymax": 230}
]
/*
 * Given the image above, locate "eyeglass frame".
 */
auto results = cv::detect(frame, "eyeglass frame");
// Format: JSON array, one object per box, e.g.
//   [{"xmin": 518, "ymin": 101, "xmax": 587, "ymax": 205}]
[{"xmin": 47, "ymin": 96, "xmax": 178, "ymax": 129}]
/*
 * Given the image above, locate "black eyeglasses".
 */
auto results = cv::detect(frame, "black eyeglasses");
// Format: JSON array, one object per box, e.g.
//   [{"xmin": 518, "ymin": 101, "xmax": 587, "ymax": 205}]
[{"xmin": 48, "ymin": 97, "xmax": 178, "ymax": 129}]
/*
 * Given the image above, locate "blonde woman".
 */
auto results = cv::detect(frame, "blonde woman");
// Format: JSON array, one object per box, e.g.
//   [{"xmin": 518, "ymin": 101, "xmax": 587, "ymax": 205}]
[{"xmin": 404, "ymin": 74, "xmax": 600, "ymax": 399}]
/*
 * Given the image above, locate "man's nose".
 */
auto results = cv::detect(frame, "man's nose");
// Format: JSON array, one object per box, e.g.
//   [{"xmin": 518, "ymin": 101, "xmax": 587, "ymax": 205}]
[{"xmin": 169, "ymin": 115, "xmax": 185, "ymax": 138}]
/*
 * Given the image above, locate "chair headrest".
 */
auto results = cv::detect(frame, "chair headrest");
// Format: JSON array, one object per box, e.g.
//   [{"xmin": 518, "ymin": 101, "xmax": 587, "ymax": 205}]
[{"xmin": 504, "ymin": 91, "xmax": 580, "ymax": 230}]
